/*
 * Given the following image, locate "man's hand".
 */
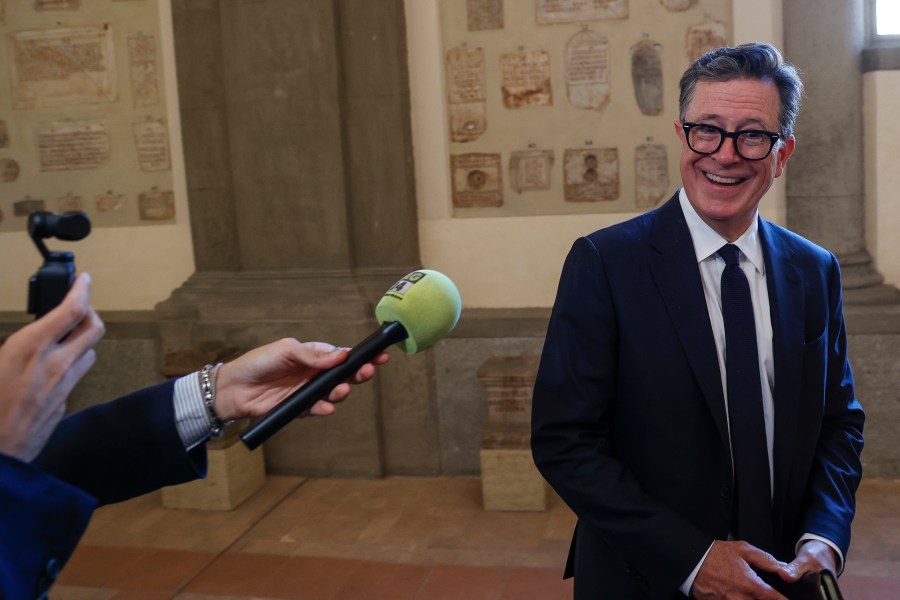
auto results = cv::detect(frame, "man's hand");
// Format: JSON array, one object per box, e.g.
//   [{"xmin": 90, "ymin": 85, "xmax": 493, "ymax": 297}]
[
  {"xmin": 691, "ymin": 541, "xmax": 789, "ymax": 599},
  {"xmin": 214, "ymin": 338, "xmax": 390, "ymax": 421},
  {"xmin": 775, "ymin": 539, "xmax": 839, "ymax": 585},
  {"xmin": 0, "ymin": 273, "xmax": 104, "ymax": 461}
]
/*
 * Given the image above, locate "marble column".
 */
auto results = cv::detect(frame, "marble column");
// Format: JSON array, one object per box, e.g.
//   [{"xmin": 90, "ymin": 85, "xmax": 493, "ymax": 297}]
[
  {"xmin": 785, "ymin": 1, "xmax": 900, "ymax": 480},
  {"xmin": 783, "ymin": 0, "xmax": 899, "ymax": 304}
]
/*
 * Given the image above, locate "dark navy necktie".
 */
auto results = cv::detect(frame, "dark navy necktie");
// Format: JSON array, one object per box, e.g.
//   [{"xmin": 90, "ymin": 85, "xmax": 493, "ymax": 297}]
[{"xmin": 717, "ymin": 243, "xmax": 774, "ymax": 552}]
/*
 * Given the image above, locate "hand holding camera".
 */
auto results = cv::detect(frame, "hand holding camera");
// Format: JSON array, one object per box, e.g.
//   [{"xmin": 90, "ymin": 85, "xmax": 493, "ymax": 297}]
[{"xmin": 27, "ymin": 211, "xmax": 91, "ymax": 319}]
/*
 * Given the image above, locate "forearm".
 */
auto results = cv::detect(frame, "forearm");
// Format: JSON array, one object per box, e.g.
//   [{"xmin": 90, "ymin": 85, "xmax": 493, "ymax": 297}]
[
  {"xmin": 799, "ymin": 257, "xmax": 864, "ymax": 556},
  {"xmin": 32, "ymin": 380, "xmax": 206, "ymax": 505}
]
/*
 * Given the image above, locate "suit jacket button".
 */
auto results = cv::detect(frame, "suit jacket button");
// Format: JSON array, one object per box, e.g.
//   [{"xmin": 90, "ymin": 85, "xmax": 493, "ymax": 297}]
[
  {"xmin": 45, "ymin": 557, "xmax": 62, "ymax": 579},
  {"xmin": 35, "ymin": 557, "xmax": 61, "ymax": 600},
  {"xmin": 720, "ymin": 486, "xmax": 731, "ymax": 498}
]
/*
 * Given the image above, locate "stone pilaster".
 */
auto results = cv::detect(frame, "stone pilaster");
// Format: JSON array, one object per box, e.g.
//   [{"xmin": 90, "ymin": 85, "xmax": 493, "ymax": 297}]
[
  {"xmin": 783, "ymin": 0, "xmax": 899, "ymax": 304},
  {"xmin": 164, "ymin": 0, "xmax": 439, "ymax": 477}
]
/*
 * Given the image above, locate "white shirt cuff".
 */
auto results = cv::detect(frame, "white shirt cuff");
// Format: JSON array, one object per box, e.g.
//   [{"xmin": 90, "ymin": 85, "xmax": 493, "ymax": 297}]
[
  {"xmin": 173, "ymin": 372, "xmax": 212, "ymax": 450},
  {"xmin": 680, "ymin": 541, "xmax": 714, "ymax": 596}
]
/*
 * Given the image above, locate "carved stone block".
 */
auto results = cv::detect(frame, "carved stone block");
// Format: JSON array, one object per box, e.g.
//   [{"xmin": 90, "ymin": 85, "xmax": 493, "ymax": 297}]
[
  {"xmin": 480, "ymin": 448, "xmax": 547, "ymax": 511},
  {"xmin": 631, "ymin": 39, "xmax": 663, "ymax": 116},
  {"xmin": 477, "ymin": 356, "xmax": 546, "ymax": 511},
  {"xmin": 161, "ymin": 423, "xmax": 266, "ymax": 511}
]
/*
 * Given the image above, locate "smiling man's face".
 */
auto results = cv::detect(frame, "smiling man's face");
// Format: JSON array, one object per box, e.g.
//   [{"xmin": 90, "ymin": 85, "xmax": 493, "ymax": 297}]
[{"xmin": 675, "ymin": 78, "xmax": 795, "ymax": 241}]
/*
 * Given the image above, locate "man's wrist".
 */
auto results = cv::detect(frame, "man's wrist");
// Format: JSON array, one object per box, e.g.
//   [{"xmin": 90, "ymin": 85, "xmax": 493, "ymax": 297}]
[
  {"xmin": 680, "ymin": 540, "xmax": 715, "ymax": 596},
  {"xmin": 173, "ymin": 369, "xmax": 235, "ymax": 450},
  {"xmin": 200, "ymin": 363, "xmax": 232, "ymax": 437},
  {"xmin": 173, "ymin": 373, "xmax": 211, "ymax": 449},
  {"xmin": 796, "ymin": 535, "xmax": 843, "ymax": 574}
]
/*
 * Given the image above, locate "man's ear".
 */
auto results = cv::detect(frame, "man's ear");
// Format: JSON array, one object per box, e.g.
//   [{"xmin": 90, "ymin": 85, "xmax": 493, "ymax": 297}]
[{"xmin": 775, "ymin": 135, "xmax": 796, "ymax": 178}]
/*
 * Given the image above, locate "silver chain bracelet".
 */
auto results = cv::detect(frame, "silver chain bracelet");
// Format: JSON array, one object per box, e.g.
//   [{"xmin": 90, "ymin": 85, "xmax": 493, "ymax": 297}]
[{"xmin": 200, "ymin": 363, "xmax": 231, "ymax": 437}]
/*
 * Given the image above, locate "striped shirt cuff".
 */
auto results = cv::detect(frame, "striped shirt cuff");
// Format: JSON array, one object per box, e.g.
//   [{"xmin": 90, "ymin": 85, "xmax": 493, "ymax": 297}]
[{"xmin": 173, "ymin": 372, "xmax": 212, "ymax": 450}]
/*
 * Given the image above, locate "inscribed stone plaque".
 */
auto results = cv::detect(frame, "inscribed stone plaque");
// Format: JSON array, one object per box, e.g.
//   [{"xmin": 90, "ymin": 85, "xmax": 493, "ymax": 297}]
[
  {"xmin": 96, "ymin": 192, "xmax": 123, "ymax": 212},
  {"xmin": 34, "ymin": 0, "xmax": 81, "ymax": 10},
  {"xmin": 467, "ymin": 0, "xmax": 503, "ymax": 31},
  {"xmin": 631, "ymin": 39, "xmax": 663, "ymax": 116},
  {"xmin": 536, "ymin": 0, "xmax": 628, "ymax": 24},
  {"xmin": 500, "ymin": 50, "xmax": 553, "ymax": 109},
  {"xmin": 686, "ymin": 20, "xmax": 728, "ymax": 61},
  {"xmin": 565, "ymin": 29, "xmax": 610, "ymax": 110},
  {"xmin": 14, "ymin": 198, "xmax": 45, "ymax": 216},
  {"xmin": 451, "ymin": 153, "xmax": 503, "ymax": 208},
  {"xmin": 0, "ymin": 121, "xmax": 8, "ymax": 147},
  {"xmin": 564, "ymin": 147, "xmax": 619, "ymax": 202},
  {"xmin": 659, "ymin": 0, "xmax": 695, "ymax": 10},
  {"xmin": 37, "ymin": 121, "xmax": 110, "ymax": 172},
  {"xmin": 9, "ymin": 25, "xmax": 117, "ymax": 109},
  {"xmin": 447, "ymin": 46, "xmax": 487, "ymax": 142},
  {"xmin": 484, "ymin": 378, "xmax": 532, "ymax": 428},
  {"xmin": 128, "ymin": 33, "xmax": 159, "ymax": 108},
  {"xmin": 477, "ymin": 356, "xmax": 540, "ymax": 447},
  {"xmin": 509, "ymin": 149, "xmax": 554, "ymax": 193},
  {"xmin": 138, "ymin": 190, "xmax": 175, "ymax": 221},
  {"xmin": 133, "ymin": 120, "xmax": 171, "ymax": 171},
  {"xmin": 635, "ymin": 143, "xmax": 668, "ymax": 208},
  {"xmin": 57, "ymin": 194, "xmax": 83, "ymax": 211},
  {"xmin": 0, "ymin": 159, "xmax": 19, "ymax": 182}
]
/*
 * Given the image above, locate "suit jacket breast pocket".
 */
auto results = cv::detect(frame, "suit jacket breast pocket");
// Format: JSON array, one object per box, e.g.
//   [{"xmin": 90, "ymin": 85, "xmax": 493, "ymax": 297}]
[{"xmin": 801, "ymin": 328, "xmax": 827, "ymax": 402}]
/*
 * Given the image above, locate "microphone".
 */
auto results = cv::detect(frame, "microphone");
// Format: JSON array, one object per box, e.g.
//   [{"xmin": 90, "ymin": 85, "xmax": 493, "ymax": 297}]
[{"xmin": 240, "ymin": 269, "xmax": 461, "ymax": 450}]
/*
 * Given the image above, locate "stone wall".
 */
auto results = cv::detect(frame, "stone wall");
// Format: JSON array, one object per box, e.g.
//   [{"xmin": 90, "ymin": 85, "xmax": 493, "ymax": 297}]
[{"xmin": 1, "ymin": 301, "xmax": 896, "ymax": 479}]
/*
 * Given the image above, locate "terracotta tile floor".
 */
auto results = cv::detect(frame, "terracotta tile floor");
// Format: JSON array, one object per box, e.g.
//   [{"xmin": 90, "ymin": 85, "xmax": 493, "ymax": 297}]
[{"xmin": 52, "ymin": 476, "xmax": 899, "ymax": 599}]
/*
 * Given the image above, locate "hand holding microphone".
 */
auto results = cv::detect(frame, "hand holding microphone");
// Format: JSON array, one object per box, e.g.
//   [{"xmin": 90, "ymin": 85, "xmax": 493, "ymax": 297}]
[{"xmin": 240, "ymin": 269, "xmax": 461, "ymax": 450}]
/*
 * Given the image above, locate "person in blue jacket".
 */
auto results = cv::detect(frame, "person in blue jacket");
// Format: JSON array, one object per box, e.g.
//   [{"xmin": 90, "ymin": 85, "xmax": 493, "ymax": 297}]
[
  {"xmin": 531, "ymin": 43, "xmax": 864, "ymax": 599},
  {"xmin": 0, "ymin": 272, "xmax": 387, "ymax": 600}
]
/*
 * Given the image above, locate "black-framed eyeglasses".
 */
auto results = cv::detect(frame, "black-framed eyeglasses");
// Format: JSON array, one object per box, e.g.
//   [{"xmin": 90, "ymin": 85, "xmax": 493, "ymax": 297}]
[{"xmin": 681, "ymin": 122, "xmax": 782, "ymax": 161}]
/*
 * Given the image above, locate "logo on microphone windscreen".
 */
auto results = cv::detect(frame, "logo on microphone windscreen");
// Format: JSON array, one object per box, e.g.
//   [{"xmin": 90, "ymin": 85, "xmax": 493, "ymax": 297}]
[{"xmin": 387, "ymin": 271, "xmax": 426, "ymax": 298}]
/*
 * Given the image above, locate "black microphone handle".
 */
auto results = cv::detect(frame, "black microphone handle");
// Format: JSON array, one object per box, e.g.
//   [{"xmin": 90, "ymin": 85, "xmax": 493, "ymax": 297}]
[{"xmin": 240, "ymin": 321, "xmax": 408, "ymax": 450}]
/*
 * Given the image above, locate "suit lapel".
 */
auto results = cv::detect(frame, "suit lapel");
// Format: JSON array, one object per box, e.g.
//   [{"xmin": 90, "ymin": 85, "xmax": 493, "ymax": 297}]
[
  {"xmin": 759, "ymin": 220, "xmax": 804, "ymax": 544},
  {"xmin": 648, "ymin": 196, "xmax": 730, "ymax": 450}
]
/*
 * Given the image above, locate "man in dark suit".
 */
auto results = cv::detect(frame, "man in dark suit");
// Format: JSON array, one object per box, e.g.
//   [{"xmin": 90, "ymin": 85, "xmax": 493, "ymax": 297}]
[
  {"xmin": 531, "ymin": 42, "xmax": 864, "ymax": 599},
  {"xmin": 0, "ymin": 272, "xmax": 387, "ymax": 599}
]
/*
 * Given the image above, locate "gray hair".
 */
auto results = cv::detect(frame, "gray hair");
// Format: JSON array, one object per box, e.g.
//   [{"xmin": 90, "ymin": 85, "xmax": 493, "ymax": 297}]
[{"xmin": 678, "ymin": 42, "xmax": 803, "ymax": 137}]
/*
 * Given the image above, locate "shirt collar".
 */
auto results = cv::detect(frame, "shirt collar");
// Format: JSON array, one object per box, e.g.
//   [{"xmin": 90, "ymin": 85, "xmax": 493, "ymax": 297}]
[{"xmin": 677, "ymin": 188, "xmax": 765, "ymax": 276}]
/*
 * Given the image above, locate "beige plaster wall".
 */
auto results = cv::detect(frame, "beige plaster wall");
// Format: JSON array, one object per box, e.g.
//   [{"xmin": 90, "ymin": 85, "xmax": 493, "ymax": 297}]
[
  {"xmin": 864, "ymin": 70, "xmax": 900, "ymax": 289},
  {"xmin": 407, "ymin": 0, "xmax": 787, "ymax": 308},
  {"xmin": 6, "ymin": 0, "xmax": 896, "ymax": 312},
  {"xmin": 0, "ymin": 0, "xmax": 194, "ymax": 312}
]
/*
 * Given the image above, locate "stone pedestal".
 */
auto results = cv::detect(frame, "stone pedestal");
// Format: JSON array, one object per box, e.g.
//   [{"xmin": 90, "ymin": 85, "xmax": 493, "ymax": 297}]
[
  {"xmin": 161, "ymin": 423, "xmax": 266, "ymax": 511},
  {"xmin": 477, "ymin": 356, "xmax": 547, "ymax": 511}
]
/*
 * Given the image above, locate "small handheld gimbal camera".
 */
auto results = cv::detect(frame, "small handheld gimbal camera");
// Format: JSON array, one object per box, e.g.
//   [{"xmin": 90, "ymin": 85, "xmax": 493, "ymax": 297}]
[{"xmin": 27, "ymin": 211, "xmax": 91, "ymax": 319}]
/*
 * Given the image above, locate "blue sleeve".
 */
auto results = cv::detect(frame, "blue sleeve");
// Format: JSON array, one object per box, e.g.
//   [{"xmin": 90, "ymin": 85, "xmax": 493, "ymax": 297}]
[
  {"xmin": 799, "ymin": 254, "xmax": 865, "ymax": 556},
  {"xmin": 33, "ymin": 379, "xmax": 207, "ymax": 506},
  {"xmin": 0, "ymin": 452, "xmax": 95, "ymax": 599}
]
